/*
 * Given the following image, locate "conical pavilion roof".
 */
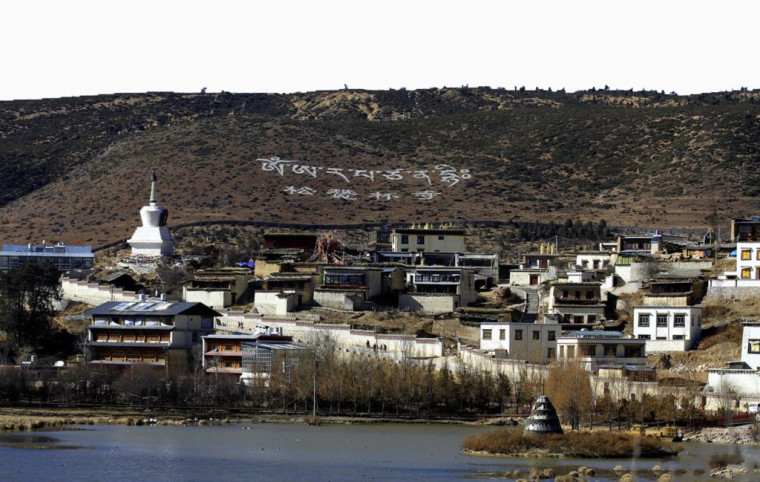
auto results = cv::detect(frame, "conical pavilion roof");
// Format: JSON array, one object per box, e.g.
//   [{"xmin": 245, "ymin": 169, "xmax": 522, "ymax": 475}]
[{"xmin": 524, "ymin": 395, "xmax": 563, "ymax": 435}]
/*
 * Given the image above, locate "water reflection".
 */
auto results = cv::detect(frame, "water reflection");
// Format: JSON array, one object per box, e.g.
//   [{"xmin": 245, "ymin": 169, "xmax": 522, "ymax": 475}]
[{"xmin": 0, "ymin": 433, "xmax": 87, "ymax": 450}]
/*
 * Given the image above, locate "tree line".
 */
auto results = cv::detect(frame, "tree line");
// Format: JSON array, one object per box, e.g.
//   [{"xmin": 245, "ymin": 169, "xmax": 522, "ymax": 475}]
[{"xmin": 0, "ymin": 348, "xmax": 708, "ymax": 428}]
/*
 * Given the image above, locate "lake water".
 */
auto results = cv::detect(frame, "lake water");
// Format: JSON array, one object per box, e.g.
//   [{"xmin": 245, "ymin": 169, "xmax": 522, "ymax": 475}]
[{"xmin": 1, "ymin": 423, "xmax": 759, "ymax": 481}]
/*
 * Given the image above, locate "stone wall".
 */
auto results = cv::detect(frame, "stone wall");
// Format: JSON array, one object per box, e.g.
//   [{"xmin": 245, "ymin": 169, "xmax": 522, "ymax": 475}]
[
  {"xmin": 705, "ymin": 286, "xmax": 760, "ymax": 301},
  {"xmin": 398, "ymin": 294, "xmax": 456, "ymax": 314}
]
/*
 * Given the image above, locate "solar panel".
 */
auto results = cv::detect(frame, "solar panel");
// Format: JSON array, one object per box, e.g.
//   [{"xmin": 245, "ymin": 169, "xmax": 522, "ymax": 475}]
[
  {"xmin": 112, "ymin": 302, "xmax": 136, "ymax": 311},
  {"xmin": 152, "ymin": 302, "xmax": 174, "ymax": 311}
]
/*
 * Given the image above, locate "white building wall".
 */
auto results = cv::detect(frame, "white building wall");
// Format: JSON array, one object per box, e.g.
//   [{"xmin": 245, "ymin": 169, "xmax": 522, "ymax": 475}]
[
  {"xmin": 575, "ymin": 253, "xmax": 611, "ymax": 270},
  {"xmin": 742, "ymin": 324, "xmax": 760, "ymax": 370},
  {"xmin": 707, "ymin": 370, "xmax": 760, "ymax": 398},
  {"xmin": 183, "ymin": 289, "xmax": 230, "ymax": 309},
  {"xmin": 253, "ymin": 291, "xmax": 296, "ymax": 315},
  {"xmin": 510, "ymin": 270, "xmax": 549, "ymax": 286},
  {"xmin": 217, "ymin": 313, "xmax": 443, "ymax": 358},
  {"xmin": 632, "ymin": 306, "xmax": 701, "ymax": 350},
  {"xmin": 61, "ymin": 277, "xmax": 140, "ymax": 305},
  {"xmin": 736, "ymin": 242, "xmax": 760, "ymax": 280},
  {"xmin": 391, "ymin": 232, "xmax": 465, "ymax": 253},
  {"xmin": 479, "ymin": 322, "xmax": 558, "ymax": 363}
]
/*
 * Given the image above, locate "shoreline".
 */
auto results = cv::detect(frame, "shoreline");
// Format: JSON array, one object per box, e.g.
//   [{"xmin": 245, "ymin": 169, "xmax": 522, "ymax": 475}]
[{"xmin": 0, "ymin": 407, "xmax": 521, "ymax": 432}]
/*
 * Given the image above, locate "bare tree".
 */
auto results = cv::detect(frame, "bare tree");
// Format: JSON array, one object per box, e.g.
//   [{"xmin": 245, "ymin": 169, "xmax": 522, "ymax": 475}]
[{"xmin": 545, "ymin": 360, "xmax": 593, "ymax": 430}]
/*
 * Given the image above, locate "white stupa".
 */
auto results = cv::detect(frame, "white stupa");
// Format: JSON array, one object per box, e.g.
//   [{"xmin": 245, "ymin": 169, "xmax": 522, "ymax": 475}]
[{"xmin": 127, "ymin": 172, "xmax": 175, "ymax": 257}]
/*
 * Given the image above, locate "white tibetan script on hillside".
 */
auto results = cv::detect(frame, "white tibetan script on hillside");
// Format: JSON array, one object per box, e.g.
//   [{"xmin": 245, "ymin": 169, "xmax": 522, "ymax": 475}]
[{"xmin": 258, "ymin": 157, "xmax": 472, "ymax": 187}]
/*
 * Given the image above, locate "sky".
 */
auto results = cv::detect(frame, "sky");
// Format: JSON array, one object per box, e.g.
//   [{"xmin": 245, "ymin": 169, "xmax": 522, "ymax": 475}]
[{"xmin": 1, "ymin": 0, "xmax": 758, "ymax": 100}]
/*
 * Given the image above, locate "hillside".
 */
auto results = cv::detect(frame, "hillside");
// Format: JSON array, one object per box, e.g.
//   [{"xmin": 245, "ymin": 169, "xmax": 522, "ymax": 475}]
[{"xmin": 1, "ymin": 88, "xmax": 759, "ymax": 247}]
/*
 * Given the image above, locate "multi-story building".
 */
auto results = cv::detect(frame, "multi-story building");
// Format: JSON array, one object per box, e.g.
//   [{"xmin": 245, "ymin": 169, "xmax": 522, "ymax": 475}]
[
  {"xmin": 455, "ymin": 253, "xmax": 499, "ymax": 287},
  {"xmin": 390, "ymin": 225, "xmax": 465, "ymax": 253},
  {"xmin": 399, "ymin": 267, "xmax": 476, "ymax": 314},
  {"xmin": 509, "ymin": 246, "xmax": 561, "ymax": 286},
  {"xmin": 313, "ymin": 266, "xmax": 384, "ymax": 310},
  {"xmin": 575, "ymin": 252, "xmax": 613, "ymax": 271},
  {"xmin": 731, "ymin": 217, "xmax": 760, "ymax": 242},
  {"xmin": 86, "ymin": 300, "xmax": 219, "ymax": 376},
  {"xmin": 202, "ymin": 331, "xmax": 293, "ymax": 379},
  {"xmin": 706, "ymin": 322, "xmax": 760, "ymax": 410},
  {"xmin": 479, "ymin": 322, "xmax": 558, "ymax": 363},
  {"xmin": 183, "ymin": 267, "xmax": 250, "ymax": 308},
  {"xmin": 0, "ymin": 243, "xmax": 94, "ymax": 272},
  {"xmin": 711, "ymin": 217, "xmax": 760, "ymax": 287},
  {"xmin": 546, "ymin": 282, "xmax": 605, "ymax": 326},
  {"xmin": 556, "ymin": 330, "xmax": 647, "ymax": 372},
  {"xmin": 632, "ymin": 305, "xmax": 702, "ymax": 351},
  {"xmin": 262, "ymin": 271, "xmax": 320, "ymax": 306}
]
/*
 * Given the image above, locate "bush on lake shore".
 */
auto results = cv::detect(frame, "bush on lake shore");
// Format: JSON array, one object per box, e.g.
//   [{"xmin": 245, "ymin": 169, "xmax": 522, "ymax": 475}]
[{"xmin": 463, "ymin": 429, "xmax": 682, "ymax": 458}]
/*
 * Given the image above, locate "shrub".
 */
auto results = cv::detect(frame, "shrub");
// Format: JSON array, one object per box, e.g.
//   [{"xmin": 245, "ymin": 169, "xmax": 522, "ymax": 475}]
[{"xmin": 463, "ymin": 430, "xmax": 681, "ymax": 458}]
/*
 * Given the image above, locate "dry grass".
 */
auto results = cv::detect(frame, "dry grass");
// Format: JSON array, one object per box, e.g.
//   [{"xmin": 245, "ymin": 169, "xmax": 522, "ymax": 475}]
[{"xmin": 463, "ymin": 429, "xmax": 682, "ymax": 458}]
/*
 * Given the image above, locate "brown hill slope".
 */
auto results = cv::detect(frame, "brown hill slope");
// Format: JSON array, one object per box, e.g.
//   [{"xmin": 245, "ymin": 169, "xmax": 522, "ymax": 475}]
[{"xmin": 1, "ymin": 88, "xmax": 759, "ymax": 246}]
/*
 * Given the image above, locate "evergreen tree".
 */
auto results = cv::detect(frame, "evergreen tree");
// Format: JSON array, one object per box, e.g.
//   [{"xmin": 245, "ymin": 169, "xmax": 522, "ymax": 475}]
[{"xmin": 0, "ymin": 262, "xmax": 61, "ymax": 354}]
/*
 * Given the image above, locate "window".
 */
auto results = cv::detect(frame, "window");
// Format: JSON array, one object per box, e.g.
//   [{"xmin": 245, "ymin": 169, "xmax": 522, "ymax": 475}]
[
  {"xmin": 401, "ymin": 235, "xmax": 409, "ymax": 245},
  {"xmin": 657, "ymin": 315, "xmax": 668, "ymax": 327},
  {"xmin": 547, "ymin": 348, "xmax": 556, "ymax": 359},
  {"xmin": 638, "ymin": 335, "xmax": 651, "ymax": 340},
  {"xmin": 574, "ymin": 316, "xmax": 584, "ymax": 324},
  {"xmin": 656, "ymin": 336, "xmax": 667, "ymax": 340},
  {"xmin": 575, "ymin": 291, "xmax": 581, "ymax": 300},
  {"xmin": 548, "ymin": 331, "xmax": 556, "ymax": 341},
  {"xmin": 586, "ymin": 290, "xmax": 594, "ymax": 300},
  {"xmin": 749, "ymin": 340, "xmax": 760, "ymax": 353},
  {"xmin": 742, "ymin": 268, "xmax": 752, "ymax": 279},
  {"xmin": 757, "ymin": 250, "xmax": 760, "ymax": 260},
  {"xmin": 562, "ymin": 290, "xmax": 569, "ymax": 298},
  {"xmin": 624, "ymin": 346, "xmax": 642, "ymax": 357},
  {"xmin": 482, "ymin": 329, "xmax": 492, "ymax": 340},
  {"xmin": 417, "ymin": 236, "xmax": 425, "ymax": 245},
  {"xmin": 438, "ymin": 235, "xmax": 444, "ymax": 240},
  {"xmin": 587, "ymin": 315, "xmax": 596, "ymax": 323},
  {"xmin": 674, "ymin": 314, "xmax": 686, "ymax": 327},
  {"xmin": 638, "ymin": 314, "xmax": 650, "ymax": 327},
  {"xmin": 499, "ymin": 329, "xmax": 505, "ymax": 340},
  {"xmin": 515, "ymin": 330, "xmax": 523, "ymax": 341},
  {"xmin": 673, "ymin": 335, "xmax": 685, "ymax": 340},
  {"xmin": 742, "ymin": 250, "xmax": 752, "ymax": 260},
  {"xmin": 533, "ymin": 331, "xmax": 540, "ymax": 340}
]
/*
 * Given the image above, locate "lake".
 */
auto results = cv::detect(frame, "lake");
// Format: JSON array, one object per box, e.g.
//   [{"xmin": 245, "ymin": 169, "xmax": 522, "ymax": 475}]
[{"xmin": 0, "ymin": 423, "xmax": 759, "ymax": 480}]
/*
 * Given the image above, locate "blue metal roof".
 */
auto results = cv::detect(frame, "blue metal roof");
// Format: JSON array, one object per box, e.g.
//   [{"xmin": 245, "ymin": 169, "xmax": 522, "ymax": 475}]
[{"xmin": 1, "ymin": 243, "xmax": 93, "ymax": 256}]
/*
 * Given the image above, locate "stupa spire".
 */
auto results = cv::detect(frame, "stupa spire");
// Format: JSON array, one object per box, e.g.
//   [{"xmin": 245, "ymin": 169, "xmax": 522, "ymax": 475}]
[{"xmin": 150, "ymin": 171, "xmax": 158, "ymax": 204}]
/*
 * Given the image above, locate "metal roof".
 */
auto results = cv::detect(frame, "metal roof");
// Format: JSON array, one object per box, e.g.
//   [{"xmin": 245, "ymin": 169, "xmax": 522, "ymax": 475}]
[
  {"xmin": 1, "ymin": 243, "xmax": 93, "ymax": 257},
  {"xmin": 86, "ymin": 301, "xmax": 220, "ymax": 317}
]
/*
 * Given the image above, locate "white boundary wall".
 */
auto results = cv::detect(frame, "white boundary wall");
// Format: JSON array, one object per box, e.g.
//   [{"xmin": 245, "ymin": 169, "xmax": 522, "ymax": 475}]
[
  {"xmin": 61, "ymin": 276, "xmax": 140, "ymax": 305},
  {"xmin": 217, "ymin": 311, "xmax": 442, "ymax": 358}
]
